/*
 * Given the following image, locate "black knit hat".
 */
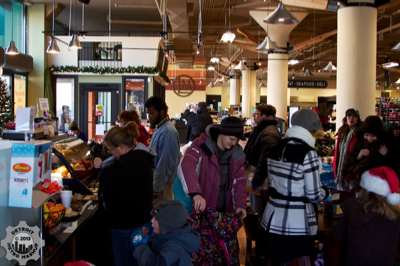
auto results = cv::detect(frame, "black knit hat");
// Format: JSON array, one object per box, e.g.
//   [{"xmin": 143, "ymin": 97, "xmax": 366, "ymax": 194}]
[
  {"xmin": 360, "ymin": 115, "xmax": 385, "ymax": 138},
  {"xmin": 209, "ymin": 116, "xmax": 244, "ymax": 140},
  {"xmin": 153, "ymin": 200, "xmax": 188, "ymax": 234}
]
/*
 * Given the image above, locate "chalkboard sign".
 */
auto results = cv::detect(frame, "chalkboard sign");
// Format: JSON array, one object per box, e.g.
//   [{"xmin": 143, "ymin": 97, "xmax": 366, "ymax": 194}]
[{"xmin": 288, "ymin": 80, "xmax": 328, "ymax": 88}]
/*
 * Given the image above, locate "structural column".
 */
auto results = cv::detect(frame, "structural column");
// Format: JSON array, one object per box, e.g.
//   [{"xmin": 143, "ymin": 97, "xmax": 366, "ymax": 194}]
[
  {"xmin": 249, "ymin": 10, "xmax": 306, "ymax": 121},
  {"xmin": 337, "ymin": 6, "xmax": 377, "ymax": 129},
  {"xmin": 241, "ymin": 69, "xmax": 251, "ymax": 118},
  {"xmin": 229, "ymin": 71, "xmax": 241, "ymax": 106},
  {"xmin": 241, "ymin": 68, "xmax": 257, "ymax": 118},
  {"xmin": 267, "ymin": 53, "xmax": 289, "ymax": 119}
]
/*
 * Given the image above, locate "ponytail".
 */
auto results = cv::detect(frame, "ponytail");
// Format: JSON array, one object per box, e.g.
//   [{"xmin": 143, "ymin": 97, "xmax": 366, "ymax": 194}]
[{"xmin": 104, "ymin": 121, "xmax": 139, "ymax": 148}]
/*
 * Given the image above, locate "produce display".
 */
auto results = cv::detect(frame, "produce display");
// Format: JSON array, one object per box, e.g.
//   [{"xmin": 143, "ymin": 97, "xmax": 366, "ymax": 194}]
[
  {"xmin": 43, "ymin": 201, "xmax": 65, "ymax": 229},
  {"xmin": 38, "ymin": 179, "xmax": 63, "ymax": 194}
]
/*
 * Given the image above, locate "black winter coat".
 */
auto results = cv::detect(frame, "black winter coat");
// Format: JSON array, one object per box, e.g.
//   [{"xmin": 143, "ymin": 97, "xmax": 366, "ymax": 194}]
[
  {"xmin": 99, "ymin": 148, "xmax": 154, "ymax": 229},
  {"xmin": 244, "ymin": 119, "xmax": 280, "ymax": 169},
  {"xmin": 335, "ymin": 198, "xmax": 400, "ymax": 266}
]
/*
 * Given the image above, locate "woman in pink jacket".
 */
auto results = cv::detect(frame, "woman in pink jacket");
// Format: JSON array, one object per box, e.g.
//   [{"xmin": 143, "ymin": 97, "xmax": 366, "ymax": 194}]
[{"xmin": 180, "ymin": 116, "xmax": 247, "ymax": 266}]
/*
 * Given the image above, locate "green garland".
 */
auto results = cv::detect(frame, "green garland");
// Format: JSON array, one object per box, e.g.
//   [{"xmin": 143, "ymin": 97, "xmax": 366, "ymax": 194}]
[{"xmin": 49, "ymin": 65, "xmax": 158, "ymax": 75}]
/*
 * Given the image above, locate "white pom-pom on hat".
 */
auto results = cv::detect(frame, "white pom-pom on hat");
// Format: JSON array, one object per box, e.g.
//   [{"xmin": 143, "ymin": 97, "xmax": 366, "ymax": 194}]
[
  {"xmin": 360, "ymin": 166, "xmax": 400, "ymax": 205},
  {"xmin": 387, "ymin": 193, "xmax": 400, "ymax": 205}
]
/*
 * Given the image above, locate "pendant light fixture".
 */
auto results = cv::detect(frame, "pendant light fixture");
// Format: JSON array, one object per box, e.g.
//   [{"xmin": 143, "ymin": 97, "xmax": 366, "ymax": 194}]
[
  {"xmin": 256, "ymin": 36, "xmax": 278, "ymax": 52},
  {"xmin": 263, "ymin": 2, "xmax": 299, "ymax": 25},
  {"xmin": 221, "ymin": 0, "xmax": 235, "ymax": 43},
  {"xmin": 323, "ymin": 61, "xmax": 337, "ymax": 72},
  {"xmin": 234, "ymin": 60, "xmax": 247, "ymax": 71},
  {"xmin": 47, "ymin": 0, "xmax": 60, "ymax": 54},
  {"xmin": 68, "ymin": 0, "xmax": 81, "ymax": 49},
  {"xmin": 6, "ymin": 5, "xmax": 19, "ymax": 55},
  {"xmin": 392, "ymin": 42, "xmax": 400, "ymax": 52}
]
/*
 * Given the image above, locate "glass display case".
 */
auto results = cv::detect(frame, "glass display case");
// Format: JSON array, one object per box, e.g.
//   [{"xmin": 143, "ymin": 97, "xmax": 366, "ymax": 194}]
[{"xmin": 52, "ymin": 137, "xmax": 95, "ymax": 194}]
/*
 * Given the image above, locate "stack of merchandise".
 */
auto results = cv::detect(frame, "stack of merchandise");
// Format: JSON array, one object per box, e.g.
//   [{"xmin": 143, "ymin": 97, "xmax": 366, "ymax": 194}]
[{"xmin": 377, "ymin": 97, "xmax": 400, "ymax": 137}]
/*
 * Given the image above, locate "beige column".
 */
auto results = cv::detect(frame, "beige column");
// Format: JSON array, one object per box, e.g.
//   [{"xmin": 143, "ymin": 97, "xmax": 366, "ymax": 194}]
[
  {"xmin": 229, "ymin": 76, "xmax": 240, "ymax": 106},
  {"xmin": 241, "ymin": 69, "xmax": 251, "ymax": 118},
  {"xmin": 249, "ymin": 10, "xmax": 307, "ymax": 121},
  {"xmin": 337, "ymin": 6, "xmax": 377, "ymax": 129},
  {"xmin": 250, "ymin": 70, "xmax": 257, "ymax": 108},
  {"xmin": 241, "ymin": 68, "xmax": 257, "ymax": 118},
  {"xmin": 267, "ymin": 53, "xmax": 289, "ymax": 119}
]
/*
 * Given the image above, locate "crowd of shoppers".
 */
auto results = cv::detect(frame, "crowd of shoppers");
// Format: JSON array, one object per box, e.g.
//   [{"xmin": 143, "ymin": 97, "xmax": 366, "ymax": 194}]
[{"xmin": 82, "ymin": 97, "xmax": 400, "ymax": 266}]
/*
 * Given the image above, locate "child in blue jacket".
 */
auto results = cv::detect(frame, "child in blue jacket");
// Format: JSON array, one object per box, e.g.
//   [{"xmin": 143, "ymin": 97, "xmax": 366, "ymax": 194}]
[{"xmin": 133, "ymin": 200, "xmax": 200, "ymax": 266}]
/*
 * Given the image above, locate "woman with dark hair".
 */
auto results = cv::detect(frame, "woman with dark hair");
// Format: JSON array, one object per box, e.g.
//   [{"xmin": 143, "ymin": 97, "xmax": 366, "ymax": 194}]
[
  {"xmin": 117, "ymin": 110, "xmax": 150, "ymax": 145},
  {"xmin": 336, "ymin": 166, "xmax": 400, "ymax": 266},
  {"xmin": 333, "ymin": 108, "xmax": 362, "ymax": 190},
  {"xmin": 99, "ymin": 123, "xmax": 154, "ymax": 266},
  {"xmin": 180, "ymin": 116, "xmax": 247, "ymax": 265},
  {"xmin": 342, "ymin": 115, "xmax": 393, "ymax": 191}
]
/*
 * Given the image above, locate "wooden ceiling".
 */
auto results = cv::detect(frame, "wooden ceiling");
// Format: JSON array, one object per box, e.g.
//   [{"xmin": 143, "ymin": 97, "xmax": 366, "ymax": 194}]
[{"xmin": 38, "ymin": 0, "xmax": 400, "ymax": 84}]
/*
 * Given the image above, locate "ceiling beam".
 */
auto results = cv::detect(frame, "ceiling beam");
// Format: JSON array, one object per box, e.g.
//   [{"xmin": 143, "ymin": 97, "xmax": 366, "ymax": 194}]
[{"xmin": 291, "ymin": 29, "xmax": 337, "ymax": 54}]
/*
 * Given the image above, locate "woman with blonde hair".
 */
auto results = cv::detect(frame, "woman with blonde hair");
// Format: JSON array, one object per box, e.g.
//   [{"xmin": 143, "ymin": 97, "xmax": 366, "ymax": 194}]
[
  {"xmin": 336, "ymin": 166, "xmax": 400, "ymax": 266},
  {"xmin": 99, "ymin": 123, "xmax": 154, "ymax": 266}
]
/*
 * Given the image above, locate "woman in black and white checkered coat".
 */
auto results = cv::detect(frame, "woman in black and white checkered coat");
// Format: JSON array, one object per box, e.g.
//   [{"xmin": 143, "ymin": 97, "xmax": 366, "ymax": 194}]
[{"xmin": 252, "ymin": 109, "xmax": 325, "ymax": 265}]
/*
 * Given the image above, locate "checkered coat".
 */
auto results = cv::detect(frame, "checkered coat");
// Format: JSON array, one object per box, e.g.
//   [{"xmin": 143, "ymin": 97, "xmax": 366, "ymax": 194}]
[{"xmin": 260, "ymin": 126, "xmax": 324, "ymax": 236}]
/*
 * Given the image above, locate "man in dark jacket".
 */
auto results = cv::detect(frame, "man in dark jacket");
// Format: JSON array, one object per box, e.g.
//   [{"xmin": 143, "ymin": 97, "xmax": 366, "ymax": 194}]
[
  {"xmin": 244, "ymin": 104, "xmax": 280, "ymax": 176},
  {"xmin": 134, "ymin": 201, "xmax": 200, "ymax": 266},
  {"xmin": 187, "ymin": 102, "xmax": 213, "ymax": 141},
  {"xmin": 244, "ymin": 104, "xmax": 281, "ymax": 212},
  {"xmin": 244, "ymin": 104, "xmax": 281, "ymax": 265}
]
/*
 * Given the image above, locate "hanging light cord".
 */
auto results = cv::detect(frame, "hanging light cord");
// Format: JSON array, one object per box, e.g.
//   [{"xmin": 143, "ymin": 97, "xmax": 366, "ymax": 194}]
[
  {"xmin": 81, "ymin": 3, "xmax": 85, "ymax": 33},
  {"xmin": 52, "ymin": 0, "xmax": 55, "ymax": 36},
  {"xmin": 228, "ymin": 0, "xmax": 231, "ymax": 30},
  {"xmin": 108, "ymin": 0, "xmax": 111, "ymax": 41},
  {"xmin": 197, "ymin": 0, "xmax": 202, "ymax": 47},
  {"xmin": 68, "ymin": 0, "xmax": 72, "ymax": 35}
]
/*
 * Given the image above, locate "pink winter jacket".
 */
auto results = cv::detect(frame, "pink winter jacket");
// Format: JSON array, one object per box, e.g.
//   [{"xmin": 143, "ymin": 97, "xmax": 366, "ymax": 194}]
[{"xmin": 180, "ymin": 133, "xmax": 247, "ymax": 212}]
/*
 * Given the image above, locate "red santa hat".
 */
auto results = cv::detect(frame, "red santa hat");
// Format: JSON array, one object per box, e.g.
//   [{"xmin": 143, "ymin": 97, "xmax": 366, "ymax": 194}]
[{"xmin": 360, "ymin": 166, "xmax": 400, "ymax": 205}]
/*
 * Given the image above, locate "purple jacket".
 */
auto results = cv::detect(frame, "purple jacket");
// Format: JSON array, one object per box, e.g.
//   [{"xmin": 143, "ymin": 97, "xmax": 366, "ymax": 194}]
[{"xmin": 181, "ymin": 133, "xmax": 247, "ymax": 212}]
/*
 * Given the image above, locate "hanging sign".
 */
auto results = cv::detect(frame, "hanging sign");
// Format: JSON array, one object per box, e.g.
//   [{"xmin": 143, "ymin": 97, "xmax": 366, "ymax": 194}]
[
  {"xmin": 171, "ymin": 75, "xmax": 196, "ymax": 97},
  {"xmin": 288, "ymin": 80, "xmax": 328, "ymax": 88},
  {"xmin": 38, "ymin": 98, "xmax": 49, "ymax": 112}
]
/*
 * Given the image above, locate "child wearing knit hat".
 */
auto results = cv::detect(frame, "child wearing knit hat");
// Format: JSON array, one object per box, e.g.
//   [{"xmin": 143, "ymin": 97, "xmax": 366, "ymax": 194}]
[
  {"xmin": 133, "ymin": 200, "xmax": 200, "ymax": 266},
  {"xmin": 335, "ymin": 166, "xmax": 400, "ymax": 266}
]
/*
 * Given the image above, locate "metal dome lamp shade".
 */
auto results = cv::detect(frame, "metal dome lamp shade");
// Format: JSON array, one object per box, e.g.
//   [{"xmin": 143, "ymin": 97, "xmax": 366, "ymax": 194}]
[
  {"xmin": 6, "ymin": 41, "xmax": 19, "ymax": 55},
  {"xmin": 221, "ymin": 0, "xmax": 235, "ymax": 43},
  {"xmin": 221, "ymin": 30, "xmax": 236, "ymax": 43},
  {"xmin": 323, "ymin": 61, "xmax": 336, "ymax": 72},
  {"xmin": 392, "ymin": 42, "xmax": 400, "ymax": 52},
  {"xmin": 263, "ymin": 2, "xmax": 299, "ymax": 25},
  {"xmin": 47, "ymin": 0, "xmax": 60, "ymax": 54},
  {"xmin": 69, "ymin": 34, "xmax": 81, "ymax": 49},
  {"xmin": 256, "ymin": 36, "xmax": 277, "ymax": 52},
  {"xmin": 6, "ymin": 5, "xmax": 19, "ymax": 55},
  {"xmin": 47, "ymin": 38, "xmax": 60, "ymax": 54}
]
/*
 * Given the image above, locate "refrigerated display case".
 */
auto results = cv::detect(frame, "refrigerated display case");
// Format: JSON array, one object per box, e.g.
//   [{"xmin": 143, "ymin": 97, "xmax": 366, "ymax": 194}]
[{"xmin": 52, "ymin": 137, "xmax": 96, "ymax": 194}]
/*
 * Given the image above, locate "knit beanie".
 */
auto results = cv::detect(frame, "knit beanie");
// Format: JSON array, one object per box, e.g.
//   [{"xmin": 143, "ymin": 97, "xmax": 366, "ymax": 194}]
[
  {"xmin": 360, "ymin": 166, "xmax": 400, "ymax": 205},
  {"xmin": 154, "ymin": 200, "xmax": 188, "ymax": 234},
  {"xmin": 291, "ymin": 109, "xmax": 322, "ymax": 134}
]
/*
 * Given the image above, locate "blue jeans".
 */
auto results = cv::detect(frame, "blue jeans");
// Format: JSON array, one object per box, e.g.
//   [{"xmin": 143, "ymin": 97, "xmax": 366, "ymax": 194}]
[{"xmin": 111, "ymin": 228, "xmax": 138, "ymax": 266}]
